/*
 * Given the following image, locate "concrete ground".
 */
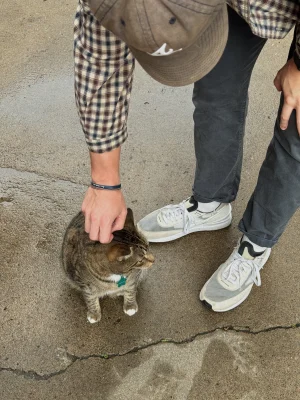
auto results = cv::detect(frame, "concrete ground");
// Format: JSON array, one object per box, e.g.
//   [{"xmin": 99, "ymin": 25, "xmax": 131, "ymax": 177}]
[{"xmin": 0, "ymin": 2, "xmax": 299, "ymax": 399}]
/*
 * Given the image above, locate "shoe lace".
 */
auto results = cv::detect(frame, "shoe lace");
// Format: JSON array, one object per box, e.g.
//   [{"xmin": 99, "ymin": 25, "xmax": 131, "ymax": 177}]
[
  {"xmin": 222, "ymin": 251, "xmax": 262, "ymax": 288},
  {"xmin": 160, "ymin": 201, "xmax": 191, "ymax": 233}
]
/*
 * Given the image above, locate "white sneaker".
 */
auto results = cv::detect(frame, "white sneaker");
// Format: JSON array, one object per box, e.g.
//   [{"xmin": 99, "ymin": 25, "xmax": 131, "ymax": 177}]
[
  {"xmin": 137, "ymin": 196, "xmax": 232, "ymax": 243},
  {"xmin": 200, "ymin": 239, "xmax": 271, "ymax": 312}
]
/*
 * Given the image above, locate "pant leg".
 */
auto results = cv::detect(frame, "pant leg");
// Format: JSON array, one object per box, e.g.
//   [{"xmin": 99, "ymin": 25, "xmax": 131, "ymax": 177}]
[
  {"xmin": 239, "ymin": 36, "xmax": 300, "ymax": 248},
  {"xmin": 192, "ymin": 6, "xmax": 266, "ymax": 203}
]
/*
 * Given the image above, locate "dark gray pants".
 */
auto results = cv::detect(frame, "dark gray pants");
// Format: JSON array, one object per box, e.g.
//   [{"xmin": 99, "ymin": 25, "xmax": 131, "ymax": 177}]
[{"xmin": 192, "ymin": 6, "xmax": 300, "ymax": 248}]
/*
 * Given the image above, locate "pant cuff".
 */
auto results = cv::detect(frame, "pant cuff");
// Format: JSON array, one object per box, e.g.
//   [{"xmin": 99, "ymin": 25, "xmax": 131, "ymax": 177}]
[
  {"xmin": 192, "ymin": 191, "xmax": 235, "ymax": 204},
  {"xmin": 238, "ymin": 220, "xmax": 277, "ymax": 248}
]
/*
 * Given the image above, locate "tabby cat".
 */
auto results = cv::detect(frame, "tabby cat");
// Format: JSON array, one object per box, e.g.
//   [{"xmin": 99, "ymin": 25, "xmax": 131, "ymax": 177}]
[{"xmin": 61, "ymin": 209, "xmax": 154, "ymax": 323}]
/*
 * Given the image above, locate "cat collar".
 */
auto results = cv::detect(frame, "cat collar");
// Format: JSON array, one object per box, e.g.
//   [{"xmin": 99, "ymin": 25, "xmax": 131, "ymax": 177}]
[{"xmin": 117, "ymin": 276, "xmax": 127, "ymax": 288}]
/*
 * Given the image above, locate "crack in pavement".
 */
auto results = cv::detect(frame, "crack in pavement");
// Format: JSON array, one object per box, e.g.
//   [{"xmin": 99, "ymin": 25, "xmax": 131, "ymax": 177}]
[{"xmin": 1, "ymin": 323, "xmax": 299, "ymax": 381}]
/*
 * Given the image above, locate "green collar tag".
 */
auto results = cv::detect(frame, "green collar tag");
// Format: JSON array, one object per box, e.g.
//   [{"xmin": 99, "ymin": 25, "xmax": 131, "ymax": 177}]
[{"xmin": 117, "ymin": 276, "xmax": 127, "ymax": 288}]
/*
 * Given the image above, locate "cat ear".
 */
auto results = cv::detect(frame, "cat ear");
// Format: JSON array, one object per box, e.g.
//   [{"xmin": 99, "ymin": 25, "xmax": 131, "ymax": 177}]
[
  {"xmin": 124, "ymin": 208, "xmax": 135, "ymax": 229},
  {"xmin": 107, "ymin": 244, "xmax": 133, "ymax": 262},
  {"xmin": 117, "ymin": 246, "xmax": 134, "ymax": 261}
]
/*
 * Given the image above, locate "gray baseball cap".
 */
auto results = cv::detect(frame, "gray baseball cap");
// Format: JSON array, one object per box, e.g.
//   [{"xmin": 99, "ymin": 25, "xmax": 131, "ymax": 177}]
[{"xmin": 88, "ymin": 0, "xmax": 228, "ymax": 86}]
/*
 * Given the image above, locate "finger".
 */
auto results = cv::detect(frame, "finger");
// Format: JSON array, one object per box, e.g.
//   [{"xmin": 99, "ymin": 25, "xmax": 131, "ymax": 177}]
[
  {"xmin": 83, "ymin": 199, "xmax": 92, "ymax": 233},
  {"xmin": 89, "ymin": 214, "xmax": 101, "ymax": 241},
  {"xmin": 84, "ymin": 211, "xmax": 91, "ymax": 233},
  {"xmin": 280, "ymin": 103, "xmax": 294, "ymax": 130},
  {"xmin": 82, "ymin": 191, "xmax": 92, "ymax": 232},
  {"xmin": 273, "ymin": 73, "xmax": 282, "ymax": 92},
  {"xmin": 99, "ymin": 219, "xmax": 114, "ymax": 244},
  {"xmin": 112, "ymin": 213, "xmax": 126, "ymax": 232}
]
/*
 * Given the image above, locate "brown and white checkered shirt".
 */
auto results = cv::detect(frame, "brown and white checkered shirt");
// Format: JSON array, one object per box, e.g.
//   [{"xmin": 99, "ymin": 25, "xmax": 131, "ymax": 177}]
[{"xmin": 74, "ymin": 0, "xmax": 300, "ymax": 153}]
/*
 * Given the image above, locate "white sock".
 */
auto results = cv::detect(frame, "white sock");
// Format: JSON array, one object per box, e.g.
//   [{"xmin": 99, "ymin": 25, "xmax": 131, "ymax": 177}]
[
  {"xmin": 197, "ymin": 201, "xmax": 220, "ymax": 213},
  {"xmin": 242, "ymin": 235, "xmax": 267, "ymax": 252}
]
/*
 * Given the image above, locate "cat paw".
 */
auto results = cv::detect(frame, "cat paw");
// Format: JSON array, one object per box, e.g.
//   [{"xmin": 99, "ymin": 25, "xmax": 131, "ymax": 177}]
[
  {"xmin": 124, "ymin": 308, "xmax": 138, "ymax": 316},
  {"xmin": 87, "ymin": 313, "xmax": 101, "ymax": 324}
]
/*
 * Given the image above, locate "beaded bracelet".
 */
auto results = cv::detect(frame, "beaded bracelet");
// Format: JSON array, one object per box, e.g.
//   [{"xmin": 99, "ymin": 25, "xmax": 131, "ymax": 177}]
[{"xmin": 90, "ymin": 181, "xmax": 121, "ymax": 190}]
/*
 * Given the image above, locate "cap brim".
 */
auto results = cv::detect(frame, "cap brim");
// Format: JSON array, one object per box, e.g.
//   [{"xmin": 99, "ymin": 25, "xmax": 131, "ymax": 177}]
[{"xmin": 130, "ymin": 4, "xmax": 228, "ymax": 87}]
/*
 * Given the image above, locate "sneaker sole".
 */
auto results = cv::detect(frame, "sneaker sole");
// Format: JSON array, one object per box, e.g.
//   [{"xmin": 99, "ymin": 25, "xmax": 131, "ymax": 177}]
[
  {"xmin": 200, "ymin": 248, "xmax": 271, "ymax": 312},
  {"xmin": 138, "ymin": 213, "xmax": 232, "ymax": 243},
  {"xmin": 200, "ymin": 287, "xmax": 253, "ymax": 312}
]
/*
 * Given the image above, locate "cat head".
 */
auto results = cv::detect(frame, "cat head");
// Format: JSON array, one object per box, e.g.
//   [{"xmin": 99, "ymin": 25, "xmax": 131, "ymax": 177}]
[{"xmin": 106, "ymin": 208, "xmax": 154, "ymax": 272}]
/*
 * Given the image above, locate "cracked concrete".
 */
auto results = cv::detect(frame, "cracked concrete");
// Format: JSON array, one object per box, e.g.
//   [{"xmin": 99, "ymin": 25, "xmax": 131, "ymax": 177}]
[
  {"xmin": 0, "ymin": 329, "xmax": 299, "ymax": 399},
  {"xmin": 1, "ymin": 324, "xmax": 299, "ymax": 383},
  {"xmin": 1, "ymin": 1, "xmax": 299, "ymax": 399}
]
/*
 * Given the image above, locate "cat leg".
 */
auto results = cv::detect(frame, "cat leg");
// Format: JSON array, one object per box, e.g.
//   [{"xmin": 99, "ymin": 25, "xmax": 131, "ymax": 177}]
[
  {"xmin": 83, "ymin": 291, "xmax": 101, "ymax": 324},
  {"xmin": 123, "ymin": 290, "xmax": 138, "ymax": 316},
  {"xmin": 123, "ymin": 274, "xmax": 140, "ymax": 316}
]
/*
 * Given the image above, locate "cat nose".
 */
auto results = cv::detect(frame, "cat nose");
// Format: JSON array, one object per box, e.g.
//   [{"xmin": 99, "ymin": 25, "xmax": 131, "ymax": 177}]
[{"xmin": 146, "ymin": 253, "xmax": 155, "ymax": 263}]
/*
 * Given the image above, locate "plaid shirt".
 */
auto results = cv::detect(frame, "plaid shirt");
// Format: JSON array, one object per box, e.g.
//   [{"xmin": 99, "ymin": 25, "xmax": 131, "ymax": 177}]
[{"xmin": 74, "ymin": 0, "xmax": 300, "ymax": 153}]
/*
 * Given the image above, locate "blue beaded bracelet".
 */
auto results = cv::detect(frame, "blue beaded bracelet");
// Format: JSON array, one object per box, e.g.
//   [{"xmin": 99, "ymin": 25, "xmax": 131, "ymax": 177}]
[{"xmin": 90, "ymin": 181, "xmax": 121, "ymax": 190}]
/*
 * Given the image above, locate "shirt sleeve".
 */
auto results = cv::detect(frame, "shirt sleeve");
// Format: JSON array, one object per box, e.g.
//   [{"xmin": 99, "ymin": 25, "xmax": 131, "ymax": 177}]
[
  {"xmin": 295, "ymin": 21, "xmax": 300, "ymax": 60},
  {"xmin": 74, "ymin": 1, "xmax": 135, "ymax": 153}
]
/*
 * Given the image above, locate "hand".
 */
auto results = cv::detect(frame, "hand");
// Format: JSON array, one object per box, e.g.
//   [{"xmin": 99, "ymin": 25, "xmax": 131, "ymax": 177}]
[
  {"xmin": 82, "ymin": 187, "xmax": 127, "ymax": 243},
  {"xmin": 274, "ymin": 58, "xmax": 300, "ymax": 133}
]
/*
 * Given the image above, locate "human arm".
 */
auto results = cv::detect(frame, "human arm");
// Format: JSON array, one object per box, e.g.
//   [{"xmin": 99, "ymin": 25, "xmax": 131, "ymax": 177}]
[
  {"xmin": 274, "ymin": 22, "xmax": 300, "ymax": 133},
  {"xmin": 74, "ymin": 1, "xmax": 135, "ymax": 242}
]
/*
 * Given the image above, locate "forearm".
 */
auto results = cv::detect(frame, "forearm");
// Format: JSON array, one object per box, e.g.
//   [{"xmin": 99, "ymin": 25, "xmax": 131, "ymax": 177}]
[
  {"xmin": 90, "ymin": 147, "xmax": 121, "ymax": 185},
  {"xmin": 74, "ymin": 2, "xmax": 132, "ymax": 243}
]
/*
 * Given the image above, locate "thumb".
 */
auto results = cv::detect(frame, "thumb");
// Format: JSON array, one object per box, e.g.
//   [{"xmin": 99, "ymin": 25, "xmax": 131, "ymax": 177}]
[
  {"xmin": 112, "ymin": 210, "xmax": 127, "ymax": 232},
  {"xmin": 274, "ymin": 71, "xmax": 282, "ymax": 92}
]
